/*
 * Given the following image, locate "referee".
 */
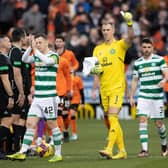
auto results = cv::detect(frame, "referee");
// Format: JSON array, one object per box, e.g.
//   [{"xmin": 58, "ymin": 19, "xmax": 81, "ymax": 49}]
[{"xmin": 0, "ymin": 35, "xmax": 14, "ymax": 159}]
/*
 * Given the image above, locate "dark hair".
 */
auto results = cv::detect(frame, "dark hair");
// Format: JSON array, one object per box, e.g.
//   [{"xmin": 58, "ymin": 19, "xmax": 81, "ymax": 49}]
[
  {"xmin": 12, "ymin": 28, "xmax": 26, "ymax": 42},
  {"xmin": 34, "ymin": 33, "xmax": 47, "ymax": 39},
  {"xmin": 55, "ymin": 35, "xmax": 65, "ymax": 42},
  {"xmin": 141, "ymin": 38, "xmax": 153, "ymax": 45},
  {"xmin": 0, "ymin": 35, "xmax": 6, "ymax": 40}
]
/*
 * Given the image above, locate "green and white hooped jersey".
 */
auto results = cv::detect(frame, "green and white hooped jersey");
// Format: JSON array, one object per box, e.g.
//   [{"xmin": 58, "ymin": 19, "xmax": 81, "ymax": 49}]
[
  {"xmin": 34, "ymin": 51, "xmax": 59, "ymax": 98},
  {"xmin": 133, "ymin": 54, "xmax": 167, "ymax": 100}
]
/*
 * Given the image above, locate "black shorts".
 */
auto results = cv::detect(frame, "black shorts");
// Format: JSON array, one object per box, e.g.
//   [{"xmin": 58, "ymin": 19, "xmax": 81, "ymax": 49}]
[
  {"xmin": 58, "ymin": 96, "xmax": 71, "ymax": 109},
  {"xmin": 20, "ymin": 96, "xmax": 30, "ymax": 120},
  {"xmin": 64, "ymin": 96, "xmax": 71, "ymax": 109},
  {"xmin": 70, "ymin": 104, "xmax": 79, "ymax": 111},
  {"xmin": 0, "ymin": 96, "xmax": 12, "ymax": 118},
  {"xmin": 58, "ymin": 96, "xmax": 65, "ymax": 107},
  {"xmin": 11, "ymin": 91, "xmax": 30, "ymax": 120}
]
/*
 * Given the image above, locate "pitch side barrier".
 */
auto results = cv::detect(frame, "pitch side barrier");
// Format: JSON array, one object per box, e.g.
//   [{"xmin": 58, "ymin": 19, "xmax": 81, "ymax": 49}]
[
  {"xmin": 77, "ymin": 103, "xmax": 132, "ymax": 120},
  {"xmin": 76, "ymin": 72, "xmax": 133, "ymax": 120},
  {"xmin": 76, "ymin": 72, "xmax": 168, "ymax": 119}
]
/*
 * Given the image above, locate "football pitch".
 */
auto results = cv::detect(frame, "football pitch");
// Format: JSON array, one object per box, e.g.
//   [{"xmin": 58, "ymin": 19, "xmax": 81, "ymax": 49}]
[{"xmin": 1, "ymin": 119, "xmax": 168, "ymax": 168}]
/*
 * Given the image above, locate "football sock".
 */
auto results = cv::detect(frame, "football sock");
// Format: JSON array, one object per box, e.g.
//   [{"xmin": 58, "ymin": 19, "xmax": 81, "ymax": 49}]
[
  {"xmin": 63, "ymin": 113, "xmax": 70, "ymax": 130},
  {"xmin": 52, "ymin": 127, "xmax": 62, "ymax": 156},
  {"xmin": 63, "ymin": 131, "xmax": 69, "ymax": 142},
  {"xmin": 32, "ymin": 119, "xmax": 45, "ymax": 145},
  {"xmin": 158, "ymin": 124, "xmax": 167, "ymax": 147},
  {"xmin": 71, "ymin": 116, "xmax": 77, "ymax": 134},
  {"xmin": 139, "ymin": 122, "xmax": 148, "ymax": 151},
  {"xmin": 106, "ymin": 114, "xmax": 119, "ymax": 150},
  {"xmin": 0, "ymin": 126, "xmax": 12, "ymax": 154},
  {"xmin": 12, "ymin": 124, "xmax": 26, "ymax": 152},
  {"xmin": 116, "ymin": 121, "xmax": 126, "ymax": 152},
  {"xmin": 6, "ymin": 129, "xmax": 13, "ymax": 154},
  {"xmin": 20, "ymin": 128, "xmax": 35, "ymax": 153}
]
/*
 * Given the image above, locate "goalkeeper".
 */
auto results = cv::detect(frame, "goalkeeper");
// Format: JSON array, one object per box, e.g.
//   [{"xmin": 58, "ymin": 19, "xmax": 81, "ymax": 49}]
[{"xmin": 91, "ymin": 11, "xmax": 134, "ymax": 159}]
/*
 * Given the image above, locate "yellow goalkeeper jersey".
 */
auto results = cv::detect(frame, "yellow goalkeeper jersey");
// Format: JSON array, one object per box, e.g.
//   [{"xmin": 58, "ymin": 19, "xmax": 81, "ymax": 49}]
[{"xmin": 93, "ymin": 39, "xmax": 129, "ymax": 92}]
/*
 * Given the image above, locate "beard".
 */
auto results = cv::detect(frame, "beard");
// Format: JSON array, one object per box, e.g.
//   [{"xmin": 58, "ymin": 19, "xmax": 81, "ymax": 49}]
[{"xmin": 143, "ymin": 51, "xmax": 151, "ymax": 57}]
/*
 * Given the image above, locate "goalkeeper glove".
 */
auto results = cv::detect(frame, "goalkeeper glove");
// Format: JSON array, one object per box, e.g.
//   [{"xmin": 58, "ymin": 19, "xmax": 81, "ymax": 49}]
[
  {"xmin": 120, "ymin": 11, "xmax": 133, "ymax": 27},
  {"xmin": 90, "ymin": 64, "xmax": 103, "ymax": 75}
]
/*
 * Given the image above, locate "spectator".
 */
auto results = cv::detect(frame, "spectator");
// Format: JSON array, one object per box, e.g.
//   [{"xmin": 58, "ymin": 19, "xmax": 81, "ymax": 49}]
[
  {"xmin": 47, "ymin": 0, "xmax": 70, "ymax": 35},
  {"xmin": 120, "ymin": 3, "xmax": 141, "ymax": 37},
  {"xmin": 72, "ymin": 12, "xmax": 93, "ymax": 35},
  {"xmin": 22, "ymin": 3, "xmax": 45, "ymax": 34},
  {"xmin": 88, "ymin": 28, "xmax": 101, "ymax": 56},
  {"xmin": 74, "ymin": 0, "xmax": 91, "ymax": 14},
  {"xmin": 0, "ymin": 0, "xmax": 14, "ymax": 34},
  {"xmin": 75, "ymin": 34, "xmax": 90, "ymax": 71},
  {"xmin": 14, "ymin": 0, "xmax": 28, "ymax": 28},
  {"xmin": 89, "ymin": 0, "xmax": 105, "ymax": 27}
]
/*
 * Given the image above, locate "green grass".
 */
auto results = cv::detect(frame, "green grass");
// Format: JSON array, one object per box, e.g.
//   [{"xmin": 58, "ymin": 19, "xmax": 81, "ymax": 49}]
[{"xmin": 1, "ymin": 119, "xmax": 168, "ymax": 168}]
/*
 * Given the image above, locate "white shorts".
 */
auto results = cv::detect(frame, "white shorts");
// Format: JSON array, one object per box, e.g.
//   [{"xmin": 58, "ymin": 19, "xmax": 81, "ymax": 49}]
[
  {"xmin": 28, "ymin": 97, "xmax": 60, "ymax": 120},
  {"xmin": 137, "ymin": 98, "xmax": 165, "ymax": 119}
]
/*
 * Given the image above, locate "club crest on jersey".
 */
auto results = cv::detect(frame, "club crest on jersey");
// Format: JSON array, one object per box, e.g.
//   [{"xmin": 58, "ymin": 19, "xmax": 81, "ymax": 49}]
[
  {"xmin": 36, "ymin": 61, "xmax": 45, "ymax": 66},
  {"xmin": 144, "ymin": 67, "xmax": 150, "ymax": 72},
  {"xmin": 110, "ymin": 49, "xmax": 115, "ymax": 55}
]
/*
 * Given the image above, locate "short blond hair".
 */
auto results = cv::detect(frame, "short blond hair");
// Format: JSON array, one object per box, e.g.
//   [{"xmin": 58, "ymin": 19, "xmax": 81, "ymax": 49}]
[{"xmin": 101, "ymin": 19, "xmax": 114, "ymax": 28}]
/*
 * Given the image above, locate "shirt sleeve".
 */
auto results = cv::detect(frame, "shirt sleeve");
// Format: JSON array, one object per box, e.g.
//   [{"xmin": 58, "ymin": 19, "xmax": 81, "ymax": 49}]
[
  {"xmin": 62, "ymin": 59, "xmax": 71, "ymax": 92},
  {"xmin": 119, "ymin": 39, "xmax": 130, "ymax": 50},
  {"xmin": 35, "ymin": 50, "xmax": 59, "ymax": 66},
  {"xmin": 50, "ymin": 53, "xmax": 59, "ymax": 64},
  {"xmin": 10, "ymin": 47, "xmax": 22, "ymax": 68},
  {"xmin": 22, "ymin": 47, "xmax": 34, "ymax": 63},
  {"xmin": 77, "ymin": 76, "xmax": 84, "ymax": 90},
  {"xmin": 133, "ymin": 63, "xmax": 139, "ymax": 78},
  {"xmin": 93, "ymin": 47, "xmax": 97, "ymax": 58},
  {"xmin": 0, "ymin": 55, "xmax": 9, "ymax": 74},
  {"xmin": 160, "ymin": 57, "xmax": 167, "ymax": 71},
  {"xmin": 70, "ymin": 51, "xmax": 79, "ymax": 71}
]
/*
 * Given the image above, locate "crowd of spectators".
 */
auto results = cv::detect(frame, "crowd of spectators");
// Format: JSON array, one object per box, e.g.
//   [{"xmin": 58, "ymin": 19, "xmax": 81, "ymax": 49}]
[{"xmin": 0, "ymin": 0, "xmax": 168, "ymax": 71}]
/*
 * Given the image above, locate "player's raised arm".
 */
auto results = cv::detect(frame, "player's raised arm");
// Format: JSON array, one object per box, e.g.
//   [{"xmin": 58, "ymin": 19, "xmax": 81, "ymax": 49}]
[
  {"xmin": 22, "ymin": 46, "xmax": 34, "ymax": 63},
  {"xmin": 120, "ymin": 11, "xmax": 134, "ymax": 46},
  {"xmin": 34, "ymin": 49, "xmax": 57, "ymax": 66}
]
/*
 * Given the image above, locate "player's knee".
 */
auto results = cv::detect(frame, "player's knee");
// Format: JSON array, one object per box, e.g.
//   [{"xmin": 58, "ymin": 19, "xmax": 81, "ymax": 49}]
[
  {"xmin": 139, "ymin": 116, "xmax": 147, "ymax": 123},
  {"xmin": 26, "ymin": 119, "xmax": 37, "ymax": 129},
  {"xmin": 47, "ymin": 120, "xmax": 57, "ymax": 129},
  {"xmin": 70, "ymin": 109, "xmax": 76, "ymax": 116}
]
